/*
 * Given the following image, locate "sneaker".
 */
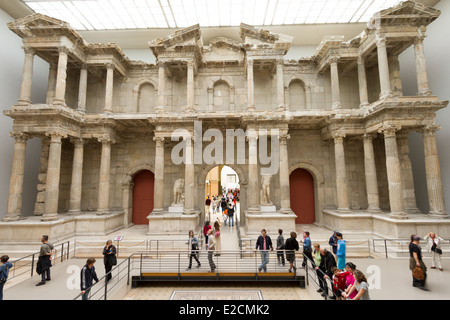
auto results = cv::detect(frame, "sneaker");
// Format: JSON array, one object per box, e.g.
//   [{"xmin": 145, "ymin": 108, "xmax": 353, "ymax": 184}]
[
  {"xmin": 185, "ymin": 267, "xmax": 191, "ymax": 271},
  {"xmin": 258, "ymin": 268, "xmax": 262, "ymax": 273}
]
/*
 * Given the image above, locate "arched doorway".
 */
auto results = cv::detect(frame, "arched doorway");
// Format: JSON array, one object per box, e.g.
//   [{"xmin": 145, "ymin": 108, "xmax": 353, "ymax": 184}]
[
  {"xmin": 290, "ymin": 168, "xmax": 315, "ymax": 224},
  {"xmin": 132, "ymin": 170, "xmax": 154, "ymax": 225}
]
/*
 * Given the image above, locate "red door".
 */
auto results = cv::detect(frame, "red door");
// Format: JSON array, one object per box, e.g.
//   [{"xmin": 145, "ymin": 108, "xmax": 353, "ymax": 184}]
[
  {"xmin": 132, "ymin": 170, "xmax": 154, "ymax": 225},
  {"xmin": 290, "ymin": 168, "xmax": 315, "ymax": 224}
]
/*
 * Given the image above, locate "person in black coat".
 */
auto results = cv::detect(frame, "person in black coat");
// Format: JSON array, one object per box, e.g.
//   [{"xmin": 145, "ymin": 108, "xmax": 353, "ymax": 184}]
[
  {"xmin": 255, "ymin": 229, "xmax": 273, "ymax": 273},
  {"xmin": 80, "ymin": 257, "xmax": 99, "ymax": 300},
  {"xmin": 316, "ymin": 247, "xmax": 337, "ymax": 297},
  {"xmin": 285, "ymin": 231, "xmax": 300, "ymax": 273},
  {"xmin": 102, "ymin": 240, "xmax": 117, "ymax": 283}
]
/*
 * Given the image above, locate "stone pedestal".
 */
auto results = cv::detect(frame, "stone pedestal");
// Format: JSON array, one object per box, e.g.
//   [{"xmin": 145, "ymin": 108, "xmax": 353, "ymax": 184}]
[
  {"xmin": 147, "ymin": 210, "xmax": 201, "ymax": 235},
  {"xmin": 245, "ymin": 209, "xmax": 297, "ymax": 236},
  {"xmin": 168, "ymin": 205, "xmax": 184, "ymax": 213}
]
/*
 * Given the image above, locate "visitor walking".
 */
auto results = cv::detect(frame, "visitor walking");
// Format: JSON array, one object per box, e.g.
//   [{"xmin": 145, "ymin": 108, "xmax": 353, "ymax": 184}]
[
  {"xmin": 205, "ymin": 195, "xmax": 211, "ymax": 219},
  {"xmin": 102, "ymin": 240, "xmax": 117, "ymax": 283},
  {"xmin": 80, "ymin": 257, "xmax": 99, "ymax": 300},
  {"xmin": 220, "ymin": 196, "xmax": 227, "ymax": 220},
  {"xmin": 301, "ymin": 231, "xmax": 313, "ymax": 268},
  {"xmin": 0, "ymin": 255, "xmax": 13, "ymax": 300},
  {"xmin": 207, "ymin": 229, "xmax": 216, "ymax": 272},
  {"xmin": 276, "ymin": 229, "xmax": 285, "ymax": 267},
  {"xmin": 186, "ymin": 230, "xmax": 201, "ymax": 270},
  {"xmin": 285, "ymin": 231, "xmax": 300, "ymax": 273},
  {"xmin": 424, "ymin": 232, "xmax": 444, "ymax": 271},
  {"xmin": 409, "ymin": 235, "xmax": 428, "ymax": 291},
  {"xmin": 225, "ymin": 203, "xmax": 235, "ymax": 227},
  {"xmin": 342, "ymin": 269, "xmax": 371, "ymax": 300},
  {"xmin": 336, "ymin": 232, "xmax": 346, "ymax": 270},
  {"xmin": 255, "ymin": 229, "xmax": 273, "ymax": 273},
  {"xmin": 316, "ymin": 247, "xmax": 336, "ymax": 297},
  {"xmin": 36, "ymin": 235, "xmax": 54, "ymax": 286},
  {"xmin": 213, "ymin": 219, "xmax": 222, "ymax": 256}
]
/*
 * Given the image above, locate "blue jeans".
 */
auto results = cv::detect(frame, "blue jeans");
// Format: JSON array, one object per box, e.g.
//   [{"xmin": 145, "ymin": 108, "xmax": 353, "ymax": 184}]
[
  {"xmin": 259, "ymin": 251, "xmax": 269, "ymax": 272},
  {"xmin": 82, "ymin": 288, "xmax": 91, "ymax": 300},
  {"xmin": 225, "ymin": 215, "xmax": 234, "ymax": 226},
  {"xmin": 0, "ymin": 281, "xmax": 5, "ymax": 300}
]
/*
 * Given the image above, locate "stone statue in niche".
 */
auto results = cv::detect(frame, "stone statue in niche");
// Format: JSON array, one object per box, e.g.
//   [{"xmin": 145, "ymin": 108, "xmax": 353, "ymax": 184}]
[
  {"xmin": 260, "ymin": 175, "xmax": 273, "ymax": 205},
  {"xmin": 172, "ymin": 178, "xmax": 185, "ymax": 205}
]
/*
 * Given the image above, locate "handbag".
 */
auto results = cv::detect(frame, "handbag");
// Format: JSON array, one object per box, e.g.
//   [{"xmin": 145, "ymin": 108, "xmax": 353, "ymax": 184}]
[
  {"xmin": 412, "ymin": 266, "xmax": 425, "ymax": 280},
  {"xmin": 110, "ymin": 255, "xmax": 117, "ymax": 266},
  {"xmin": 436, "ymin": 248, "xmax": 443, "ymax": 255}
]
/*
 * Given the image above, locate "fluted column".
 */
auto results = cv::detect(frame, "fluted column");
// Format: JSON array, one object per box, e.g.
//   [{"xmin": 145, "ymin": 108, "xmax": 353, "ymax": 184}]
[
  {"xmin": 279, "ymin": 133, "xmax": 292, "ymax": 213},
  {"xmin": 186, "ymin": 60, "xmax": 195, "ymax": 112},
  {"xmin": 97, "ymin": 136, "xmax": 115, "ymax": 214},
  {"xmin": 380, "ymin": 125, "xmax": 406, "ymax": 219},
  {"xmin": 247, "ymin": 59, "xmax": 255, "ymax": 111},
  {"xmin": 53, "ymin": 47, "xmax": 69, "ymax": 105},
  {"xmin": 247, "ymin": 129, "xmax": 259, "ymax": 211},
  {"xmin": 330, "ymin": 57, "xmax": 341, "ymax": 109},
  {"xmin": 415, "ymin": 27, "xmax": 432, "ymax": 96},
  {"xmin": 46, "ymin": 63, "xmax": 57, "ymax": 104},
  {"xmin": 157, "ymin": 62, "xmax": 165, "ymax": 112},
  {"xmin": 362, "ymin": 134, "xmax": 381, "ymax": 212},
  {"xmin": 3, "ymin": 133, "xmax": 29, "ymax": 221},
  {"xmin": 423, "ymin": 125, "xmax": 447, "ymax": 217},
  {"xmin": 376, "ymin": 35, "xmax": 392, "ymax": 99},
  {"xmin": 334, "ymin": 133, "xmax": 350, "ymax": 212},
  {"xmin": 153, "ymin": 136, "xmax": 165, "ymax": 213},
  {"xmin": 397, "ymin": 131, "xmax": 419, "ymax": 214},
  {"xmin": 276, "ymin": 59, "xmax": 285, "ymax": 110},
  {"xmin": 42, "ymin": 132, "xmax": 67, "ymax": 221},
  {"xmin": 183, "ymin": 135, "xmax": 195, "ymax": 214},
  {"xmin": 18, "ymin": 47, "xmax": 35, "ymax": 106},
  {"xmin": 77, "ymin": 65, "xmax": 88, "ymax": 113},
  {"xmin": 104, "ymin": 63, "xmax": 114, "ymax": 113},
  {"xmin": 357, "ymin": 55, "xmax": 369, "ymax": 107},
  {"xmin": 68, "ymin": 138, "xmax": 85, "ymax": 214}
]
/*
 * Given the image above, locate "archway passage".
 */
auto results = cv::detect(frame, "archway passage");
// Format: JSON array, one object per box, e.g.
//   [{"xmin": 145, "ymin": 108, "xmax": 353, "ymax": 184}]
[
  {"xmin": 132, "ymin": 170, "xmax": 155, "ymax": 225},
  {"xmin": 290, "ymin": 168, "xmax": 315, "ymax": 224}
]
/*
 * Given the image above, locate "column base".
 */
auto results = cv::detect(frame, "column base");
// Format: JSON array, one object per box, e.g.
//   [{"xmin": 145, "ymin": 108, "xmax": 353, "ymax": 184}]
[
  {"xmin": 276, "ymin": 105, "xmax": 286, "ymax": 111},
  {"xmin": 332, "ymin": 102, "xmax": 342, "ymax": 110},
  {"xmin": 379, "ymin": 90, "xmax": 393, "ymax": 100},
  {"xmin": 76, "ymin": 108, "xmax": 86, "ymax": 114},
  {"xmin": 337, "ymin": 208, "xmax": 352, "ymax": 213},
  {"xmin": 247, "ymin": 105, "xmax": 256, "ymax": 111},
  {"xmin": 427, "ymin": 211, "xmax": 449, "ymax": 219},
  {"xmin": 417, "ymin": 90, "xmax": 432, "ymax": 96},
  {"xmin": 103, "ymin": 108, "xmax": 113, "ymax": 114},
  {"xmin": 367, "ymin": 207, "xmax": 382, "ymax": 213},
  {"xmin": 279, "ymin": 207, "xmax": 294, "ymax": 214},
  {"xmin": 183, "ymin": 209, "xmax": 196, "ymax": 215},
  {"xmin": 185, "ymin": 106, "xmax": 195, "ymax": 113},
  {"xmin": 67, "ymin": 209, "xmax": 82, "ymax": 215},
  {"xmin": 389, "ymin": 212, "xmax": 408, "ymax": 220},
  {"xmin": 2, "ymin": 215, "xmax": 26, "ymax": 222},
  {"xmin": 41, "ymin": 213, "xmax": 59, "ymax": 222},
  {"xmin": 156, "ymin": 106, "xmax": 165, "ymax": 113},
  {"xmin": 96, "ymin": 209, "xmax": 110, "ymax": 216}
]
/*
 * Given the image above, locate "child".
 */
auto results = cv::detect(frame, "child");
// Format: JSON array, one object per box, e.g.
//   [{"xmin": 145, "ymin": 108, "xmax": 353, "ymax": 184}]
[{"xmin": 331, "ymin": 266, "xmax": 349, "ymax": 300}]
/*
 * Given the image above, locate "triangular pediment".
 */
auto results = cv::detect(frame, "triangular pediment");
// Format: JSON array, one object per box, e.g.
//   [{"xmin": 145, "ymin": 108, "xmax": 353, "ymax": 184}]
[
  {"xmin": 379, "ymin": 1, "xmax": 441, "ymax": 18},
  {"xmin": 149, "ymin": 24, "xmax": 202, "ymax": 50}
]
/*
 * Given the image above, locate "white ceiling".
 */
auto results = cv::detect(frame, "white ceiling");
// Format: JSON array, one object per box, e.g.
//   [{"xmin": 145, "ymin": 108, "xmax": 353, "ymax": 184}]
[{"xmin": 0, "ymin": 0, "xmax": 441, "ymax": 48}]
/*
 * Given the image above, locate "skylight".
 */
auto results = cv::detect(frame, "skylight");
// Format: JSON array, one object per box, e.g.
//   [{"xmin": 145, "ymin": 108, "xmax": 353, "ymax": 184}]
[{"xmin": 24, "ymin": 0, "xmax": 403, "ymax": 31}]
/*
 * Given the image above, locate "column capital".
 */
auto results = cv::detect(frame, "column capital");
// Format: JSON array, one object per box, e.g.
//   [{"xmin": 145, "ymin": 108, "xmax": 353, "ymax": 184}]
[
  {"xmin": 246, "ymin": 131, "xmax": 259, "ymax": 142},
  {"xmin": 279, "ymin": 134, "xmax": 290, "ymax": 145},
  {"xmin": 357, "ymin": 54, "xmax": 365, "ymax": 65},
  {"xmin": 106, "ymin": 62, "xmax": 115, "ymax": 70},
  {"xmin": 9, "ymin": 132, "xmax": 30, "ymax": 142},
  {"xmin": 70, "ymin": 137, "xmax": 87, "ymax": 148},
  {"xmin": 98, "ymin": 136, "xmax": 116, "ymax": 145},
  {"xmin": 23, "ymin": 46, "xmax": 36, "ymax": 55},
  {"xmin": 333, "ymin": 132, "xmax": 346, "ymax": 144},
  {"xmin": 153, "ymin": 136, "xmax": 165, "ymax": 146},
  {"xmin": 423, "ymin": 124, "xmax": 441, "ymax": 137},
  {"xmin": 45, "ymin": 131, "xmax": 67, "ymax": 143},
  {"xmin": 378, "ymin": 124, "xmax": 400, "ymax": 138},
  {"xmin": 329, "ymin": 56, "xmax": 340, "ymax": 65},
  {"xmin": 58, "ymin": 46, "xmax": 71, "ymax": 55},
  {"xmin": 362, "ymin": 133, "xmax": 377, "ymax": 142},
  {"xmin": 246, "ymin": 58, "xmax": 254, "ymax": 67}
]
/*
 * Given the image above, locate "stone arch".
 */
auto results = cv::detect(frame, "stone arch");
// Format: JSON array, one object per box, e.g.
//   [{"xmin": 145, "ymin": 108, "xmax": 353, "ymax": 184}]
[
  {"xmin": 197, "ymin": 163, "xmax": 248, "ymax": 225},
  {"xmin": 285, "ymin": 76, "xmax": 312, "ymax": 110},
  {"xmin": 289, "ymin": 162, "xmax": 325, "ymax": 225},
  {"xmin": 207, "ymin": 76, "xmax": 235, "ymax": 111},
  {"xmin": 122, "ymin": 163, "xmax": 155, "ymax": 227},
  {"xmin": 133, "ymin": 78, "xmax": 158, "ymax": 112}
]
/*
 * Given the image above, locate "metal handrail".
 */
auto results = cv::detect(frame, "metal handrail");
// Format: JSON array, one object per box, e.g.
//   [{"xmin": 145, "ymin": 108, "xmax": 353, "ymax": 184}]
[{"xmin": 372, "ymin": 238, "xmax": 450, "ymax": 258}]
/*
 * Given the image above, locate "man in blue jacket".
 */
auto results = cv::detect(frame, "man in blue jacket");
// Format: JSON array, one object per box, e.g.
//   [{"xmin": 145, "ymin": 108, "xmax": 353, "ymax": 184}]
[
  {"xmin": 255, "ymin": 229, "xmax": 273, "ymax": 273},
  {"xmin": 80, "ymin": 257, "xmax": 99, "ymax": 300}
]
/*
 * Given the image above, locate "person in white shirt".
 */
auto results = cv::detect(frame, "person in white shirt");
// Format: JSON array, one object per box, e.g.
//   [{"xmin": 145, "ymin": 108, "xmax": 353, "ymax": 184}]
[{"xmin": 424, "ymin": 232, "xmax": 444, "ymax": 271}]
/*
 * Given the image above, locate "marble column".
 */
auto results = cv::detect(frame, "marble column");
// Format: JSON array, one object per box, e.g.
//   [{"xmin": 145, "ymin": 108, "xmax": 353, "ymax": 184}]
[
  {"xmin": 97, "ymin": 136, "xmax": 114, "ymax": 214},
  {"xmin": 397, "ymin": 131, "xmax": 419, "ymax": 214},
  {"xmin": 68, "ymin": 138, "xmax": 85, "ymax": 214},
  {"xmin": 53, "ymin": 47, "xmax": 69, "ymax": 105},
  {"xmin": 104, "ymin": 63, "xmax": 114, "ymax": 113},
  {"xmin": 279, "ymin": 134, "xmax": 292, "ymax": 213},
  {"xmin": 389, "ymin": 55, "xmax": 403, "ymax": 97},
  {"xmin": 42, "ymin": 132, "xmax": 66, "ymax": 221},
  {"xmin": 362, "ymin": 134, "xmax": 381, "ymax": 212},
  {"xmin": 46, "ymin": 63, "xmax": 57, "ymax": 104},
  {"xmin": 380, "ymin": 125, "xmax": 406, "ymax": 219},
  {"xmin": 77, "ymin": 65, "xmax": 88, "ymax": 113},
  {"xmin": 184, "ymin": 135, "xmax": 195, "ymax": 214},
  {"xmin": 333, "ymin": 133, "xmax": 350, "ymax": 212},
  {"xmin": 276, "ymin": 59, "xmax": 285, "ymax": 110},
  {"xmin": 376, "ymin": 36, "xmax": 392, "ymax": 99},
  {"xmin": 330, "ymin": 57, "xmax": 341, "ymax": 109},
  {"xmin": 357, "ymin": 55, "xmax": 369, "ymax": 107},
  {"xmin": 415, "ymin": 27, "xmax": 432, "ymax": 96},
  {"xmin": 247, "ymin": 130, "xmax": 259, "ymax": 211},
  {"xmin": 186, "ymin": 60, "xmax": 195, "ymax": 112},
  {"xmin": 153, "ymin": 136, "xmax": 165, "ymax": 213},
  {"xmin": 423, "ymin": 125, "xmax": 447, "ymax": 217},
  {"xmin": 247, "ymin": 59, "xmax": 255, "ymax": 111},
  {"xmin": 157, "ymin": 62, "xmax": 166, "ymax": 112},
  {"xmin": 18, "ymin": 47, "xmax": 35, "ymax": 106},
  {"xmin": 3, "ymin": 133, "xmax": 29, "ymax": 221},
  {"xmin": 305, "ymin": 85, "xmax": 312, "ymax": 110}
]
